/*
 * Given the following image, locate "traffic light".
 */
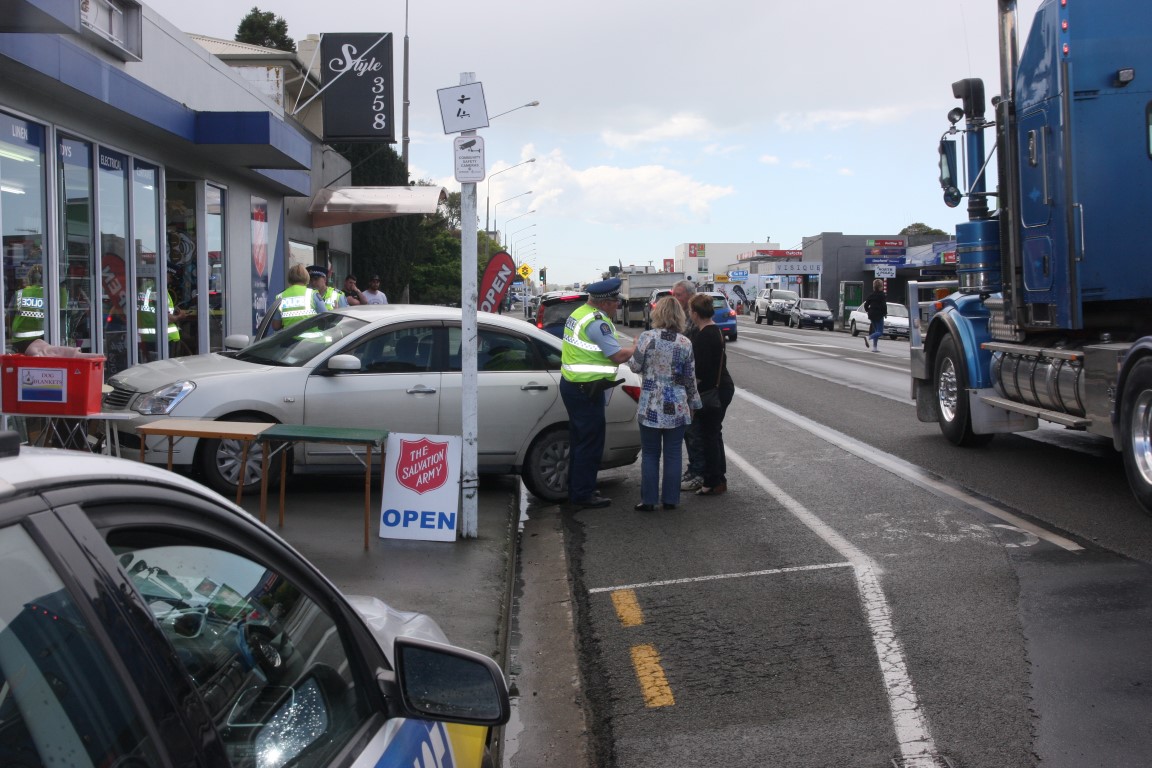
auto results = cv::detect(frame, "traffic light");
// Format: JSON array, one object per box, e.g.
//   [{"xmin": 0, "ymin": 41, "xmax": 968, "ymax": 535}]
[{"xmin": 539, "ymin": 267, "xmax": 547, "ymax": 285}]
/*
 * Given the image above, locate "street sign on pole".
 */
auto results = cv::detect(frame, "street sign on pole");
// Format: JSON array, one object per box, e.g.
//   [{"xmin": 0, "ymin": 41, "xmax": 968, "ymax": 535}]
[
  {"xmin": 518, "ymin": 263, "xmax": 533, "ymax": 279},
  {"xmin": 454, "ymin": 136, "xmax": 485, "ymax": 183}
]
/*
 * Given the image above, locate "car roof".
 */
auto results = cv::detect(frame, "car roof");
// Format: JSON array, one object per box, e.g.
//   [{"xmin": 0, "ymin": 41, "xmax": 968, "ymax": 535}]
[
  {"xmin": 540, "ymin": 292, "xmax": 586, "ymax": 304},
  {"xmin": 0, "ymin": 436, "xmax": 234, "ymax": 507},
  {"xmin": 325, "ymin": 304, "xmax": 563, "ymax": 340}
]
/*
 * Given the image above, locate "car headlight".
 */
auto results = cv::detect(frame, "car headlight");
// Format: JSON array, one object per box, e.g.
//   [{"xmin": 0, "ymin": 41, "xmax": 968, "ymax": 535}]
[{"xmin": 134, "ymin": 381, "xmax": 195, "ymax": 415}]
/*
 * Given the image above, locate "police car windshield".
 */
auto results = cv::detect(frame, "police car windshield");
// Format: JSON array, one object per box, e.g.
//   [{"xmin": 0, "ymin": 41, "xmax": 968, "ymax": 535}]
[{"xmin": 235, "ymin": 313, "xmax": 369, "ymax": 366}]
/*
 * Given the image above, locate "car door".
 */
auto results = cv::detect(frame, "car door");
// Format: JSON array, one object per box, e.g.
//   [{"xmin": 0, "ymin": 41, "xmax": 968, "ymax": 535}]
[
  {"xmin": 437, "ymin": 324, "xmax": 562, "ymax": 468},
  {"xmin": 300, "ymin": 323, "xmax": 443, "ymax": 465}
]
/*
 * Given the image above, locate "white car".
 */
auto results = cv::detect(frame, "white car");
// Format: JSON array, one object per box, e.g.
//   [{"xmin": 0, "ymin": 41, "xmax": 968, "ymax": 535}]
[
  {"xmin": 0, "ymin": 439, "xmax": 508, "ymax": 768},
  {"xmin": 105, "ymin": 305, "xmax": 642, "ymax": 501},
  {"xmin": 848, "ymin": 301, "xmax": 911, "ymax": 340}
]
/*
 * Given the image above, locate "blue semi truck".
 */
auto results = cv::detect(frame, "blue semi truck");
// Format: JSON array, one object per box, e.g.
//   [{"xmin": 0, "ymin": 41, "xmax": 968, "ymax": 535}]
[{"xmin": 912, "ymin": 0, "xmax": 1152, "ymax": 512}]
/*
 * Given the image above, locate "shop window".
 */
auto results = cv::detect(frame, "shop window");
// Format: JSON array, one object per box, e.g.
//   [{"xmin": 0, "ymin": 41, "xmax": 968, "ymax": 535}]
[
  {"xmin": 1, "ymin": 113, "xmax": 46, "ymax": 355},
  {"xmin": 58, "ymin": 136, "xmax": 95, "ymax": 352},
  {"xmin": 98, "ymin": 148, "xmax": 131, "ymax": 377},
  {"xmin": 80, "ymin": 0, "xmax": 142, "ymax": 62},
  {"xmin": 132, "ymin": 162, "xmax": 161, "ymax": 362}
]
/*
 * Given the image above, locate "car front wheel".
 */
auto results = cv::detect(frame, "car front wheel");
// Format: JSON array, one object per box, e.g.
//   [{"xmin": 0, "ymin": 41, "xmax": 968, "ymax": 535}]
[
  {"xmin": 198, "ymin": 414, "xmax": 280, "ymax": 496},
  {"xmin": 522, "ymin": 427, "xmax": 569, "ymax": 502},
  {"xmin": 850, "ymin": 321, "xmax": 859, "ymax": 336},
  {"xmin": 754, "ymin": 309, "xmax": 763, "ymax": 324}
]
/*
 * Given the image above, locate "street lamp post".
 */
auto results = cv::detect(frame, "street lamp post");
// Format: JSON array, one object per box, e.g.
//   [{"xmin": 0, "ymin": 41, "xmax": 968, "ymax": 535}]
[
  {"xmin": 507, "ymin": 223, "xmax": 536, "ymax": 250},
  {"xmin": 492, "ymin": 191, "xmax": 533, "ymax": 249},
  {"xmin": 488, "ymin": 100, "xmax": 540, "ymax": 121},
  {"xmin": 502, "ymin": 210, "xmax": 535, "ymax": 235},
  {"xmin": 484, "ymin": 159, "xmax": 535, "ymax": 236}
]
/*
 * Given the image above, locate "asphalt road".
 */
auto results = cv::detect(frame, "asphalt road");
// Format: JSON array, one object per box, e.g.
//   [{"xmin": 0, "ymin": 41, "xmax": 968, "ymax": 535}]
[{"xmin": 533, "ymin": 315, "xmax": 1152, "ymax": 768}]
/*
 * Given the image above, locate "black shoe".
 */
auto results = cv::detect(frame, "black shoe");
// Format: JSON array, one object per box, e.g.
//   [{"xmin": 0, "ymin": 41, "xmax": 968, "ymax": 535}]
[
  {"xmin": 662, "ymin": 503, "xmax": 678, "ymax": 510},
  {"xmin": 634, "ymin": 503, "xmax": 656, "ymax": 512},
  {"xmin": 574, "ymin": 495, "xmax": 611, "ymax": 509}
]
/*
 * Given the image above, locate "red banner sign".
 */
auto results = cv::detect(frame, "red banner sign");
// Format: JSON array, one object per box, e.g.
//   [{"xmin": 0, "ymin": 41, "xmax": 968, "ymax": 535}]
[
  {"xmin": 478, "ymin": 250, "xmax": 516, "ymax": 312},
  {"xmin": 396, "ymin": 437, "xmax": 450, "ymax": 494}
]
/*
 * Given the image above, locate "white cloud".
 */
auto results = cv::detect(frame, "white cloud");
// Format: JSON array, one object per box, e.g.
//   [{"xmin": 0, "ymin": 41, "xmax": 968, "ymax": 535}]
[
  {"xmin": 759, "ymin": 155, "xmax": 780, "ymax": 165},
  {"xmin": 775, "ymin": 106, "xmax": 910, "ymax": 133},
  {"xmin": 838, "ymin": 168, "xmax": 854, "ymax": 176},
  {"xmin": 601, "ymin": 113, "xmax": 715, "ymax": 150}
]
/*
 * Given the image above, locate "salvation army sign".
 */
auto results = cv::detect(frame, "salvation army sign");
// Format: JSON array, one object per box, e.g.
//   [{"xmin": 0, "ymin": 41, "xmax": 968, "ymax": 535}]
[
  {"xmin": 478, "ymin": 250, "xmax": 516, "ymax": 312},
  {"xmin": 380, "ymin": 433, "xmax": 461, "ymax": 542}
]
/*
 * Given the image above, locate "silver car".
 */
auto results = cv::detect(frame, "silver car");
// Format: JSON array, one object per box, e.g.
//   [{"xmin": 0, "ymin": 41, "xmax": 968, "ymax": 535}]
[{"xmin": 105, "ymin": 305, "xmax": 642, "ymax": 501}]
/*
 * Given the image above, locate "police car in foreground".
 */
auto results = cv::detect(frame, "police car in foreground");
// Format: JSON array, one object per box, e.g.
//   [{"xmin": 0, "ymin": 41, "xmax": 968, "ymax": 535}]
[{"xmin": 0, "ymin": 436, "xmax": 508, "ymax": 768}]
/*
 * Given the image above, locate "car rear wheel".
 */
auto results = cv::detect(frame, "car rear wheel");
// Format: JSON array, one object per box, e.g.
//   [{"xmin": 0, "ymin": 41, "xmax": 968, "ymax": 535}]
[
  {"xmin": 198, "ymin": 414, "xmax": 281, "ymax": 496},
  {"xmin": 728, "ymin": 330, "xmax": 737, "ymax": 342},
  {"xmin": 522, "ymin": 427, "xmax": 569, "ymax": 502},
  {"xmin": 850, "ymin": 321, "xmax": 859, "ymax": 336}
]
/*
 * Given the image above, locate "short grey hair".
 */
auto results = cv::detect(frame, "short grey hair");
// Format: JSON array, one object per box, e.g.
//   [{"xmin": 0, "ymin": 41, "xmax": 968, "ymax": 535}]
[{"xmin": 672, "ymin": 279, "xmax": 696, "ymax": 296}]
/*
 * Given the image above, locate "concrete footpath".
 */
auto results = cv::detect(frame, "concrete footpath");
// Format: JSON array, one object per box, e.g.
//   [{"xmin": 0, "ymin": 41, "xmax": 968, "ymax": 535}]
[{"xmin": 234, "ymin": 472, "xmax": 590, "ymax": 767}]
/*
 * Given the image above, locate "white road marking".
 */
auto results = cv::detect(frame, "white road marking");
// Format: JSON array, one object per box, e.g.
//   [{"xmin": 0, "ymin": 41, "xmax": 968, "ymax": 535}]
[
  {"xmin": 735, "ymin": 388, "xmax": 1083, "ymax": 551},
  {"xmin": 588, "ymin": 561, "xmax": 853, "ymax": 594},
  {"xmin": 727, "ymin": 449, "xmax": 946, "ymax": 768}
]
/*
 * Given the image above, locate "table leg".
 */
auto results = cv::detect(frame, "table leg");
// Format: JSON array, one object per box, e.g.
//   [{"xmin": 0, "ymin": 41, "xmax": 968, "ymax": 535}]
[
  {"xmin": 259, "ymin": 442, "xmax": 269, "ymax": 524},
  {"xmin": 363, "ymin": 444, "xmax": 372, "ymax": 550},
  {"xmin": 236, "ymin": 440, "xmax": 250, "ymax": 506},
  {"xmin": 279, "ymin": 443, "xmax": 288, "ymax": 528},
  {"xmin": 167, "ymin": 436, "xmax": 175, "ymax": 471}
]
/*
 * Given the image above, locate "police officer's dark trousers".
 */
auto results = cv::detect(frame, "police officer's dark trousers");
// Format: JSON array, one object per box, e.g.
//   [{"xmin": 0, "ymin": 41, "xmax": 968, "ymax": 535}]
[{"xmin": 560, "ymin": 377, "xmax": 606, "ymax": 503}]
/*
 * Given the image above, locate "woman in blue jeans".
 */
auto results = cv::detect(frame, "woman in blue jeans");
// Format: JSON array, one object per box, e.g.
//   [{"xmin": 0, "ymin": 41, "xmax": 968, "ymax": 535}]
[{"xmin": 627, "ymin": 297, "xmax": 701, "ymax": 511}]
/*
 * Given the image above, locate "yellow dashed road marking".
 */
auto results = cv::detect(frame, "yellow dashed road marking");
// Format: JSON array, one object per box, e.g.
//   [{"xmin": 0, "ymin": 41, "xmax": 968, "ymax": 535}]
[
  {"xmin": 630, "ymin": 643, "xmax": 675, "ymax": 707},
  {"xmin": 611, "ymin": 588, "xmax": 644, "ymax": 627}
]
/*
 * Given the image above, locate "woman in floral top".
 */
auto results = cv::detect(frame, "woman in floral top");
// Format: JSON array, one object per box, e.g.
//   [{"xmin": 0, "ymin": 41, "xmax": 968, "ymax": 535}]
[{"xmin": 627, "ymin": 296, "xmax": 702, "ymax": 511}]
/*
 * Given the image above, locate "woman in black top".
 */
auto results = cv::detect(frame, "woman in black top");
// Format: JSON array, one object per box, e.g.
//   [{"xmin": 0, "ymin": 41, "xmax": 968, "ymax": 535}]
[
  {"xmin": 863, "ymin": 278, "xmax": 888, "ymax": 352},
  {"xmin": 688, "ymin": 293, "xmax": 735, "ymax": 496}
]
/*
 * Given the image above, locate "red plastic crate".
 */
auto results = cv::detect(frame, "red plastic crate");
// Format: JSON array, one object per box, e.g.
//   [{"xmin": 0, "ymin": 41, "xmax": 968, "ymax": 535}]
[{"xmin": 1, "ymin": 355, "xmax": 106, "ymax": 416}]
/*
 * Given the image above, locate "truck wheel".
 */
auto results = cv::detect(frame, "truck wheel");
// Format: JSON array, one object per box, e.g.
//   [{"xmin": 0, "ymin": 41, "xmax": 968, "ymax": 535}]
[
  {"xmin": 1120, "ymin": 357, "xmax": 1152, "ymax": 513},
  {"xmin": 934, "ymin": 336, "xmax": 993, "ymax": 447},
  {"xmin": 198, "ymin": 414, "xmax": 280, "ymax": 496},
  {"xmin": 522, "ymin": 427, "xmax": 569, "ymax": 502}
]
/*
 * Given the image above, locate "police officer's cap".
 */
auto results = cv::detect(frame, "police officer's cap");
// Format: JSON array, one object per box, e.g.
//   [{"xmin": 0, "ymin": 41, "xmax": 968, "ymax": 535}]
[
  {"xmin": 585, "ymin": 277, "xmax": 622, "ymax": 299},
  {"xmin": 307, "ymin": 264, "xmax": 329, "ymax": 278}
]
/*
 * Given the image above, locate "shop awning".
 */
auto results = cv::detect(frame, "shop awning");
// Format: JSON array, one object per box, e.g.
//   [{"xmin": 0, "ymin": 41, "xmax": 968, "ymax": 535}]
[{"xmin": 308, "ymin": 186, "xmax": 447, "ymax": 228}]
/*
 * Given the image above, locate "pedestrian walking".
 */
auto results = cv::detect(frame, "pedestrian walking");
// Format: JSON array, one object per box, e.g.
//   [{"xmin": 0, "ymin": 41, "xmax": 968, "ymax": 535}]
[
  {"xmin": 863, "ymin": 278, "xmax": 888, "ymax": 352},
  {"xmin": 689, "ymin": 292, "xmax": 735, "ymax": 496},
  {"xmin": 361, "ymin": 275, "xmax": 388, "ymax": 305},
  {"xmin": 560, "ymin": 277, "xmax": 636, "ymax": 509},
  {"xmin": 671, "ymin": 279, "xmax": 706, "ymax": 491},
  {"xmin": 627, "ymin": 296, "xmax": 701, "ymax": 511}
]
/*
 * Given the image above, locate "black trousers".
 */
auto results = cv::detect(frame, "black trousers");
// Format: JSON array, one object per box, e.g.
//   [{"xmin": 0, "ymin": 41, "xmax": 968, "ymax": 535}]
[{"xmin": 697, "ymin": 384, "xmax": 735, "ymax": 487}]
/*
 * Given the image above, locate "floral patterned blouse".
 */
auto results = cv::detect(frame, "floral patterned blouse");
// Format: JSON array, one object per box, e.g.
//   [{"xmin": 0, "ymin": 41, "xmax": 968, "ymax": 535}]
[{"xmin": 627, "ymin": 328, "xmax": 702, "ymax": 429}]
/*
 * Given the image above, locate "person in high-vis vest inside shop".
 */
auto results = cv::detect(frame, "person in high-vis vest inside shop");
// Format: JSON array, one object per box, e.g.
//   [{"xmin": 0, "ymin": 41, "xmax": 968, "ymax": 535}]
[
  {"xmin": 308, "ymin": 264, "xmax": 348, "ymax": 311},
  {"xmin": 9, "ymin": 265, "xmax": 46, "ymax": 353},
  {"xmin": 273, "ymin": 264, "xmax": 327, "ymax": 331},
  {"xmin": 137, "ymin": 266, "xmax": 185, "ymax": 360},
  {"xmin": 560, "ymin": 277, "xmax": 636, "ymax": 509}
]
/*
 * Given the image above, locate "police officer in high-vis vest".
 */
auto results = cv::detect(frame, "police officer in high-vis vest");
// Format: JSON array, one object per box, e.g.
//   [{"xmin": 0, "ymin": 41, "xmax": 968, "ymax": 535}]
[
  {"xmin": 308, "ymin": 264, "xmax": 348, "ymax": 311},
  {"xmin": 9, "ymin": 265, "xmax": 46, "ymax": 353},
  {"xmin": 273, "ymin": 264, "xmax": 327, "ymax": 331},
  {"xmin": 560, "ymin": 277, "xmax": 636, "ymax": 508},
  {"xmin": 137, "ymin": 266, "xmax": 185, "ymax": 359}
]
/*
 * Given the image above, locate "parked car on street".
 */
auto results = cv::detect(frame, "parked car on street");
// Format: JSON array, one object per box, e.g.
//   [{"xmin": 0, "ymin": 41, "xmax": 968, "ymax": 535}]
[
  {"xmin": 787, "ymin": 297, "xmax": 835, "ymax": 330},
  {"xmin": 0, "ymin": 437, "xmax": 509, "ymax": 768},
  {"xmin": 752, "ymin": 288, "xmax": 800, "ymax": 325},
  {"xmin": 702, "ymin": 291, "xmax": 739, "ymax": 341},
  {"xmin": 643, "ymin": 288, "xmax": 674, "ymax": 330},
  {"xmin": 848, "ymin": 301, "xmax": 911, "ymax": 340},
  {"xmin": 105, "ymin": 305, "xmax": 642, "ymax": 502},
  {"xmin": 535, "ymin": 290, "xmax": 588, "ymax": 337}
]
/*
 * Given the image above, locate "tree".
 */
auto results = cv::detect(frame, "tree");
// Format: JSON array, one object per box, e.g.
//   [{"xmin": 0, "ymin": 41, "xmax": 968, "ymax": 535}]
[
  {"xmin": 899, "ymin": 222, "xmax": 948, "ymax": 237},
  {"xmin": 235, "ymin": 7, "xmax": 295, "ymax": 52}
]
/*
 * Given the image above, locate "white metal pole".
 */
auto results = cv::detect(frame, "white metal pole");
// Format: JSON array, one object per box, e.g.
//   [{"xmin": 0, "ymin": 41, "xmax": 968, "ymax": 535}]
[{"xmin": 459, "ymin": 73, "xmax": 480, "ymax": 538}]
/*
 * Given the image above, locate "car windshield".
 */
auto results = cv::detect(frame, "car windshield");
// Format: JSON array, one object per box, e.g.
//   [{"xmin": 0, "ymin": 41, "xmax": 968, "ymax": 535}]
[
  {"xmin": 887, "ymin": 303, "xmax": 910, "ymax": 317},
  {"xmin": 711, "ymin": 296, "xmax": 729, "ymax": 309},
  {"xmin": 774, "ymin": 291, "xmax": 799, "ymax": 302},
  {"xmin": 799, "ymin": 299, "xmax": 829, "ymax": 310},
  {"xmin": 234, "ymin": 313, "xmax": 369, "ymax": 367}
]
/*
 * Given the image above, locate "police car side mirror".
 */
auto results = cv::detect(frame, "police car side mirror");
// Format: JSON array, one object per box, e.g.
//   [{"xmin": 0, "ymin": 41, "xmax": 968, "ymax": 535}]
[{"xmin": 381, "ymin": 637, "xmax": 511, "ymax": 727}]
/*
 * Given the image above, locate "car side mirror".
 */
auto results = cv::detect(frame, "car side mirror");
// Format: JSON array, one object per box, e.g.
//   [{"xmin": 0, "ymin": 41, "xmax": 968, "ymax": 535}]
[
  {"xmin": 224, "ymin": 334, "xmax": 251, "ymax": 350},
  {"xmin": 325, "ymin": 354, "xmax": 362, "ymax": 373},
  {"xmin": 384, "ymin": 637, "xmax": 510, "ymax": 727}
]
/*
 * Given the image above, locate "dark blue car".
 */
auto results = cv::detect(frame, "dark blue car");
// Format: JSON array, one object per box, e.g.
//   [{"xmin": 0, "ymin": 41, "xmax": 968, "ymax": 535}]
[
  {"xmin": 702, "ymin": 291, "xmax": 738, "ymax": 341},
  {"xmin": 535, "ymin": 291, "xmax": 588, "ymax": 337}
]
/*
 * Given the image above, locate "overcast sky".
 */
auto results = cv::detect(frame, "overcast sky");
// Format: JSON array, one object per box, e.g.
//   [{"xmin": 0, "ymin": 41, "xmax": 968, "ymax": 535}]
[{"xmin": 145, "ymin": 0, "xmax": 1043, "ymax": 287}]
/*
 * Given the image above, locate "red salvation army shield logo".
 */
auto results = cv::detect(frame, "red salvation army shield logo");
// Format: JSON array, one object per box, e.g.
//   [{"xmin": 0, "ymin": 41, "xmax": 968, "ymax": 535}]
[{"xmin": 396, "ymin": 438, "xmax": 450, "ymax": 494}]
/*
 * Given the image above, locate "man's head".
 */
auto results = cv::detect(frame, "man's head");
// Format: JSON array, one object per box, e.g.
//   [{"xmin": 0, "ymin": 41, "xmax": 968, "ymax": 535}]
[
  {"xmin": 585, "ymin": 277, "xmax": 622, "ymax": 313},
  {"xmin": 671, "ymin": 279, "xmax": 696, "ymax": 309},
  {"xmin": 308, "ymin": 265, "xmax": 329, "ymax": 288},
  {"xmin": 368, "ymin": 275, "xmax": 382, "ymax": 290},
  {"xmin": 344, "ymin": 275, "xmax": 358, "ymax": 290}
]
